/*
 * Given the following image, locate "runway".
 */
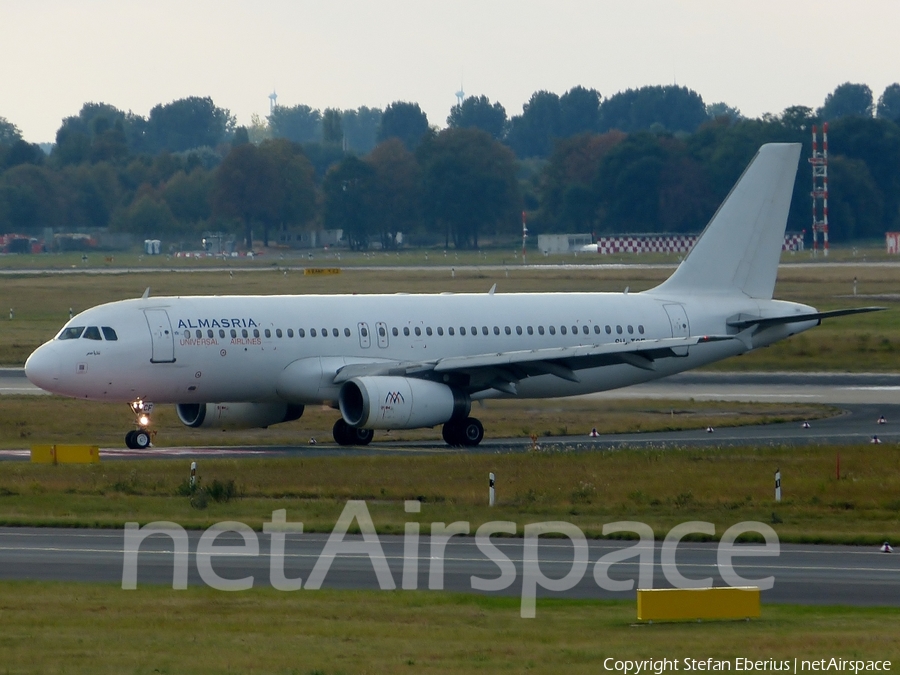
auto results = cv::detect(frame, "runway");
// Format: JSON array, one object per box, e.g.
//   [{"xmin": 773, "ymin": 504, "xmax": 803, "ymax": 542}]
[{"xmin": 0, "ymin": 527, "xmax": 897, "ymax": 606}]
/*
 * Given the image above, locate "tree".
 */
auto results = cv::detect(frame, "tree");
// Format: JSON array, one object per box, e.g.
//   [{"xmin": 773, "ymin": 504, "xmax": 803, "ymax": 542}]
[
  {"xmin": 322, "ymin": 108, "xmax": 343, "ymax": 145},
  {"xmin": 446, "ymin": 95, "xmax": 507, "ymax": 139},
  {"xmin": 827, "ymin": 156, "xmax": 884, "ymax": 241},
  {"xmin": 366, "ymin": 138, "xmax": 422, "ymax": 248},
  {"xmin": 706, "ymin": 102, "xmax": 743, "ymax": 124},
  {"xmin": 342, "ymin": 106, "xmax": 382, "ymax": 154},
  {"xmin": 258, "ymin": 138, "xmax": 317, "ymax": 239},
  {"xmin": 419, "ymin": 128, "xmax": 520, "ymax": 249},
  {"xmin": 377, "ymin": 102, "xmax": 430, "ymax": 151},
  {"xmin": 322, "ymin": 156, "xmax": 377, "ymax": 250},
  {"xmin": 268, "ymin": 104, "xmax": 322, "ymax": 144},
  {"xmin": 559, "ymin": 86, "xmax": 602, "ymax": 137},
  {"xmin": 211, "ymin": 143, "xmax": 279, "ymax": 248},
  {"xmin": 0, "ymin": 117, "xmax": 22, "ymax": 145},
  {"xmin": 146, "ymin": 97, "xmax": 235, "ymax": 153},
  {"xmin": 818, "ymin": 83, "xmax": 874, "ymax": 120},
  {"xmin": 2, "ymin": 140, "xmax": 45, "ymax": 170},
  {"xmin": 876, "ymin": 83, "xmax": 900, "ymax": 122},
  {"xmin": 599, "ymin": 85, "xmax": 708, "ymax": 134},
  {"xmin": 162, "ymin": 168, "xmax": 213, "ymax": 229},
  {"xmin": 0, "ymin": 164, "xmax": 62, "ymax": 233},
  {"xmin": 506, "ymin": 91, "xmax": 561, "ymax": 158}
]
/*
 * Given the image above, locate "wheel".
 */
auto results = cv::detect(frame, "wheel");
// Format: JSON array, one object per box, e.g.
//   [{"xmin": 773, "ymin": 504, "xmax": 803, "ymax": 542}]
[
  {"xmin": 333, "ymin": 419, "xmax": 374, "ymax": 446},
  {"xmin": 125, "ymin": 430, "xmax": 137, "ymax": 449},
  {"xmin": 459, "ymin": 417, "xmax": 484, "ymax": 447},
  {"xmin": 442, "ymin": 423, "xmax": 462, "ymax": 446},
  {"xmin": 133, "ymin": 429, "xmax": 151, "ymax": 449}
]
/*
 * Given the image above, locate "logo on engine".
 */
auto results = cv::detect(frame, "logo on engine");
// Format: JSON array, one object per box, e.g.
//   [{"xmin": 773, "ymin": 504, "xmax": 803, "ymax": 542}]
[{"xmin": 384, "ymin": 391, "xmax": 405, "ymax": 405}]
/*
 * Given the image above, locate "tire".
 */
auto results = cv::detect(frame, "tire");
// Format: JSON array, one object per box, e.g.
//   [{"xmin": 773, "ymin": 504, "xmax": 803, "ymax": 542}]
[
  {"xmin": 441, "ymin": 423, "xmax": 461, "ymax": 446},
  {"xmin": 133, "ymin": 429, "xmax": 151, "ymax": 449},
  {"xmin": 125, "ymin": 430, "xmax": 137, "ymax": 449},
  {"xmin": 459, "ymin": 417, "xmax": 484, "ymax": 447},
  {"xmin": 333, "ymin": 419, "xmax": 373, "ymax": 446},
  {"xmin": 351, "ymin": 427, "xmax": 374, "ymax": 445}
]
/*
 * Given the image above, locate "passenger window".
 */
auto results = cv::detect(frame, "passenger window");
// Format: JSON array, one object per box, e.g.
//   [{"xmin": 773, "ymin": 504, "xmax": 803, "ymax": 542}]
[
  {"xmin": 361, "ymin": 326, "xmax": 368, "ymax": 337},
  {"xmin": 471, "ymin": 326, "xmax": 477, "ymax": 335},
  {"xmin": 287, "ymin": 329, "xmax": 293, "ymax": 338},
  {"xmin": 310, "ymin": 329, "xmax": 316, "ymax": 337},
  {"xmin": 482, "ymin": 326, "xmax": 488, "ymax": 335},
  {"xmin": 219, "ymin": 329, "xmax": 226, "ymax": 338},
  {"xmin": 449, "ymin": 327, "xmax": 455, "ymax": 336},
  {"xmin": 437, "ymin": 327, "xmax": 443, "ymax": 336},
  {"xmin": 207, "ymin": 330, "xmax": 214, "ymax": 338},
  {"xmin": 460, "ymin": 327, "xmax": 466, "ymax": 336},
  {"xmin": 560, "ymin": 326, "xmax": 567, "ymax": 335},
  {"xmin": 195, "ymin": 330, "xmax": 202, "ymax": 339},
  {"xmin": 493, "ymin": 326, "xmax": 500, "ymax": 335},
  {"xmin": 297, "ymin": 329, "xmax": 304, "ymax": 337},
  {"xmin": 572, "ymin": 325, "xmax": 578, "ymax": 334},
  {"xmin": 549, "ymin": 326, "xmax": 556, "ymax": 335},
  {"xmin": 628, "ymin": 325, "xmax": 634, "ymax": 334},
  {"xmin": 527, "ymin": 326, "xmax": 533, "ymax": 335},
  {"xmin": 639, "ymin": 325, "xmax": 645, "ymax": 334},
  {"xmin": 322, "ymin": 328, "xmax": 328, "ymax": 337},
  {"xmin": 606, "ymin": 325, "xmax": 612, "ymax": 334},
  {"xmin": 505, "ymin": 326, "xmax": 512, "ymax": 335},
  {"xmin": 427, "ymin": 327, "xmax": 433, "ymax": 336},
  {"xmin": 616, "ymin": 325, "xmax": 623, "ymax": 334},
  {"xmin": 276, "ymin": 329, "xmax": 282, "ymax": 338},
  {"xmin": 593, "ymin": 325, "xmax": 601, "ymax": 334},
  {"xmin": 83, "ymin": 326, "xmax": 102, "ymax": 340},
  {"xmin": 253, "ymin": 329, "xmax": 260, "ymax": 338},
  {"xmin": 415, "ymin": 327, "xmax": 422, "ymax": 336},
  {"xmin": 403, "ymin": 327, "xmax": 410, "ymax": 336},
  {"xmin": 102, "ymin": 327, "xmax": 118, "ymax": 341},
  {"xmin": 59, "ymin": 326, "xmax": 85, "ymax": 340},
  {"xmin": 516, "ymin": 326, "xmax": 522, "ymax": 335},
  {"xmin": 392, "ymin": 327, "xmax": 399, "ymax": 337},
  {"xmin": 265, "ymin": 329, "xmax": 271, "ymax": 338},
  {"xmin": 538, "ymin": 326, "xmax": 545, "ymax": 335},
  {"xmin": 582, "ymin": 326, "xmax": 589, "ymax": 335},
  {"xmin": 379, "ymin": 326, "xmax": 386, "ymax": 337},
  {"xmin": 231, "ymin": 329, "xmax": 237, "ymax": 338},
  {"xmin": 332, "ymin": 328, "xmax": 339, "ymax": 337}
]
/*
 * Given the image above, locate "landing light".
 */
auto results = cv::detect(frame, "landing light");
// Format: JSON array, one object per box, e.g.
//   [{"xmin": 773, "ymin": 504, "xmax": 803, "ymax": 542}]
[{"xmin": 138, "ymin": 415, "xmax": 150, "ymax": 427}]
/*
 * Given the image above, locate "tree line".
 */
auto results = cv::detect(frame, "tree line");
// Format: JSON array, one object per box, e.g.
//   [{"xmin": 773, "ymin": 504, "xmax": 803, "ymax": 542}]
[{"xmin": 1, "ymin": 81, "xmax": 900, "ymax": 250}]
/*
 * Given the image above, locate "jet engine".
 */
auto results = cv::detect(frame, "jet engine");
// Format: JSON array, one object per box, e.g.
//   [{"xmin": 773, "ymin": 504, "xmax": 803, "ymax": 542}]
[
  {"xmin": 338, "ymin": 376, "xmax": 469, "ymax": 430},
  {"xmin": 176, "ymin": 402, "xmax": 304, "ymax": 430}
]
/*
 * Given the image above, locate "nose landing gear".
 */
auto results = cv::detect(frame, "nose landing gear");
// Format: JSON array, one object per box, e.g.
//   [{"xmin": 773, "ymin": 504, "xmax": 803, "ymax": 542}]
[{"xmin": 126, "ymin": 400, "xmax": 155, "ymax": 449}]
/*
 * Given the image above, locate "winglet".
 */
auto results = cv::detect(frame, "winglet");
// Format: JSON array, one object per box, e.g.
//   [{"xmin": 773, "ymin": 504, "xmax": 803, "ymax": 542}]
[{"xmin": 649, "ymin": 143, "xmax": 801, "ymax": 300}]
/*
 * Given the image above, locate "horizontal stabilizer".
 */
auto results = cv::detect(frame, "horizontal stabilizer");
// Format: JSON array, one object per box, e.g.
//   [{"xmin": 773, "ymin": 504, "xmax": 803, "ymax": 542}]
[{"xmin": 727, "ymin": 306, "xmax": 886, "ymax": 330}]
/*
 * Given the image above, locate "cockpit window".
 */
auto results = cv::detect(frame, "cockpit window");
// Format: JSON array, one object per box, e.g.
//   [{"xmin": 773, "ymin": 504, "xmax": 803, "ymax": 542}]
[
  {"xmin": 102, "ymin": 327, "xmax": 118, "ymax": 341},
  {"xmin": 58, "ymin": 326, "xmax": 85, "ymax": 340},
  {"xmin": 83, "ymin": 326, "xmax": 102, "ymax": 340}
]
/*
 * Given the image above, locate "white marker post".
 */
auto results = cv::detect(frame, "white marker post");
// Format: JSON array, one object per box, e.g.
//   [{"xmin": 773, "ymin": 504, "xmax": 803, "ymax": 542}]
[
  {"xmin": 775, "ymin": 469, "xmax": 782, "ymax": 502},
  {"xmin": 190, "ymin": 462, "xmax": 197, "ymax": 490},
  {"xmin": 489, "ymin": 473, "xmax": 495, "ymax": 507}
]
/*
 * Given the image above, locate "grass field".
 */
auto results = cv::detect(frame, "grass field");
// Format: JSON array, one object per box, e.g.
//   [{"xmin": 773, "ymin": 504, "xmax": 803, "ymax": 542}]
[
  {"xmin": 0, "ymin": 582, "xmax": 897, "ymax": 674},
  {"xmin": 2, "ymin": 443, "xmax": 897, "ymax": 543}
]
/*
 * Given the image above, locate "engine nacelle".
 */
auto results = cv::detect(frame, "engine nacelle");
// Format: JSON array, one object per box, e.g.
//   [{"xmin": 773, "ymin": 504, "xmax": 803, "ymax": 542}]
[
  {"xmin": 176, "ymin": 402, "xmax": 304, "ymax": 430},
  {"xmin": 339, "ymin": 376, "xmax": 469, "ymax": 430}
]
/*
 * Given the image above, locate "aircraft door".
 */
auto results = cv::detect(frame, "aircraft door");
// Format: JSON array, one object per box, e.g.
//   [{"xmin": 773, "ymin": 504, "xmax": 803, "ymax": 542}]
[
  {"xmin": 144, "ymin": 309, "xmax": 176, "ymax": 363},
  {"xmin": 663, "ymin": 304, "xmax": 690, "ymax": 357},
  {"xmin": 358, "ymin": 322, "xmax": 371, "ymax": 349},
  {"xmin": 376, "ymin": 322, "xmax": 389, "ymax": 348}
]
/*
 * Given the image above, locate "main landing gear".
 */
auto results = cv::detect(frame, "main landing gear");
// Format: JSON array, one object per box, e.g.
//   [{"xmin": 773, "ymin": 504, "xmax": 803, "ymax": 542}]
[
  {"xmin": 332, "ymin": 419, "xmax": 375, "ymax": 446},
  {"xmin": 125, "ymin": 400, "xmax": 155, "ymax": 449},
  {"xmin": 441, "ymin": 417, "xmax": 484, "ymax": 447}
]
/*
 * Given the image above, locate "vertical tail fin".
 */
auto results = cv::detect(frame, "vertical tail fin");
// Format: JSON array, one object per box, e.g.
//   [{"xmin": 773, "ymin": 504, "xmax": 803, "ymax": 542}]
[{"xmin": 651, "ymin": 143, "xmax": 801, "ymax": 300}]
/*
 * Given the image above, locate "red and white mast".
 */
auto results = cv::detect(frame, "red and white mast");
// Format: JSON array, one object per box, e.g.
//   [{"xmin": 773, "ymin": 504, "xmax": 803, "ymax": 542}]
[{"xmin": 810, "ymin": 123, "xmax": 829, "ymax": 257}]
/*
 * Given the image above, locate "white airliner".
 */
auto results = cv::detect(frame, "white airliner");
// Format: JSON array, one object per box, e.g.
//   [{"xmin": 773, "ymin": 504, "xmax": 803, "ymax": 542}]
[{"xmin": 25, "ymin": 144, "xmax": 880, "ymax": 449}]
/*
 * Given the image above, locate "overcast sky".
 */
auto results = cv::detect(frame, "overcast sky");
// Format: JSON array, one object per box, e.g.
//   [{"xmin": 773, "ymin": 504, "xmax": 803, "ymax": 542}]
[{"xmin": 3, "ymin": 0, "xmax": 898, "ymax": 144}]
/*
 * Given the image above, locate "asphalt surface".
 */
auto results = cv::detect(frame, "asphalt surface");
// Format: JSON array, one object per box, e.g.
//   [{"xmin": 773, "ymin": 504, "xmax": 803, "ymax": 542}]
[{"xmin": 0, "ymin": 527, "xmax": 896, "ymax": 606}]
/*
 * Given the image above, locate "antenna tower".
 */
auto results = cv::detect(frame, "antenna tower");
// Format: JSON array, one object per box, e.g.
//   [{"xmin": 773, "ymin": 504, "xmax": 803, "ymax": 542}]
[
  {"xmin": 810, "ymin": 123, "xmax": 829, "ymax": 257},
  {"xmin": 269, "ymin": 90, "xmax": 278, "ymax": 114}
]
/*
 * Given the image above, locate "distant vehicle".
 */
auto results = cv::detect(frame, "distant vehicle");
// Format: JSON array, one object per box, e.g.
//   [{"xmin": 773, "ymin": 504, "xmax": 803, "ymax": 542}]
[{"xmin": 25, "ymin": 144, "xmax": 881, "ymax": 449}]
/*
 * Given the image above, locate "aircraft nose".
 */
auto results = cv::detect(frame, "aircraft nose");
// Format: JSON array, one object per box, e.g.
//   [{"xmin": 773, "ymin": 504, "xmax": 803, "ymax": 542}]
[{"xmin": 24, "ymin": 345, "xmax": 61, "ymax": 392}]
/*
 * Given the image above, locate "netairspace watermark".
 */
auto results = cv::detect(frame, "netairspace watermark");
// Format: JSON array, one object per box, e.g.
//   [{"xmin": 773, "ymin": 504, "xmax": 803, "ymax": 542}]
[
  {"xmin": 122, "ymin": 499, "xmax": 782, "ymax": 618},
  {"xmin": 603, "ymin": 658, "xmax": 891, "ymax": 674}
]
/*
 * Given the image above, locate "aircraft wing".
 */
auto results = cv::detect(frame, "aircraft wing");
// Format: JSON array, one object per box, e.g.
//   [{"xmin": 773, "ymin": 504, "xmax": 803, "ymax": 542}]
[{"xmin": 334, "ymin": 335, "xmax": 731, "ymax": 395}]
